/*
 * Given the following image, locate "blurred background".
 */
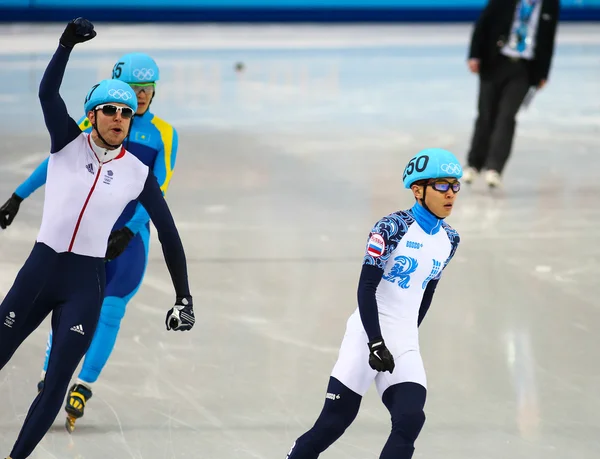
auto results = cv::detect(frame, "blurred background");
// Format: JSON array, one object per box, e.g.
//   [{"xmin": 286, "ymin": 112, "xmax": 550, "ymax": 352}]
[
  {"xmin": 0, "ymin": 1, "xmax": 599, "ymax": 459},
  {"xmin": 1, "ymin": 0, "xmax": 600, "ymax": 21}
]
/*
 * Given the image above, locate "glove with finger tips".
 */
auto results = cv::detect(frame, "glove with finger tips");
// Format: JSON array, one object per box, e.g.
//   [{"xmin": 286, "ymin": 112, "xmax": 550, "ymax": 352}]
[
  {"xmin": 166, "ymin": 296, "xmax": 195, "ymax": 332},
  {"xmin": 368, "ymin": 337, "xmax": 395, "ymax": 373},
  {"xmin": 60, "ymin": 17, "xmax": 97, "ymax": 48}
]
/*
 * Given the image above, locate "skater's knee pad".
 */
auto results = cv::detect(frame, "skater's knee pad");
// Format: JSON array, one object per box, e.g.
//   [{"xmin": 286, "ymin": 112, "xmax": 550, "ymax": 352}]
[
  {"xmin": 312, "ymin": 411, "xmax": 352, "ymax": 442},
  {"xmin": 99, "ymin": 297, "xmax": 127, "ymax": 329},
  {"xmin": 316, "ymin": 377, "xmax": 361, "ymax": 431},
  {"xmin": 390, "ymin": 409, "xmax": 425, "ymax": 443},
  {"xmin": 383, "ymin": 382, "xmax": 427, "ymax": 444},
  {"xmin": 290, "ymin": 411, "xmax": 354, "ymax": 459},
  {"xmin": 294, "ymin": 377, "xmax": 362, "ymax": 453}
]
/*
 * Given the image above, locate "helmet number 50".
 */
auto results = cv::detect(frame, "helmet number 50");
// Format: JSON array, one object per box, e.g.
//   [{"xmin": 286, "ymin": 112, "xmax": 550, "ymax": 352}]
[
  {"xmin": 112, "ymin": 62, "xmax": 125, "ymax": 79},
  {"xmin": 403, "ymin": 155, "xmax": 429, "ymax": 181}
]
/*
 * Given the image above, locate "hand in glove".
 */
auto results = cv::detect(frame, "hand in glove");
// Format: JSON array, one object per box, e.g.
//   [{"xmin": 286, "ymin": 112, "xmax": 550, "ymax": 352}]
[
  {"xmin": 0, "ymin": 193, "xmax": 23, "ymax": 230},
  {"xmin": 105, "ymin": 227, "xmax": 134, "ymax": 261},
  {"xmin": 368, "ymin": 337, "xmax": 395, "ymax": 373},
  {"xmin": 60, "ymin": 17, "xmax": 97, "ymax": 48},
  {"xmin": 166, "ymin": 297, "xmax": 195, "ymax": 332}
]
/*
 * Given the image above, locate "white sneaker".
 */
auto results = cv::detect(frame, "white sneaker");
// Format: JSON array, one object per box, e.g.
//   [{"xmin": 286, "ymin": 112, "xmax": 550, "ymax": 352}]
[
  {"xmin": 462, "ymin": 167, "xmax": 479, "ymax": 184},
  {"xmin": 485, "ymin": 170, "xmax": 502, "ymax": 188}
]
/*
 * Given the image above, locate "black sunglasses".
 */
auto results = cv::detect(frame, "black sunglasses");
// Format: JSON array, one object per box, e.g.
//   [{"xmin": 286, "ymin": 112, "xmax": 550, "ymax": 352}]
[
  {"xmin": 96, "ymin": 104, "xmax": 134, "ymax": 119},
  {"xmin": 428, "ymin": 179, "xmax": 461, "ymax": 193}
]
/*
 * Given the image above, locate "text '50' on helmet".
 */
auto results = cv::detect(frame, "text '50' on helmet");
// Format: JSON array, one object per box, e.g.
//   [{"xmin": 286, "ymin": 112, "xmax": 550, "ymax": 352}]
[
  {"xmin": 84, "ymin": 79, "xmax": 138, "ymax": 114},
  {"xmin": 402, "ymin": 148, "xmax": 463, "ymax": 189},
  {"xmin": 112, "ymin": 53, "xmax": 160, "ymax": 84}
]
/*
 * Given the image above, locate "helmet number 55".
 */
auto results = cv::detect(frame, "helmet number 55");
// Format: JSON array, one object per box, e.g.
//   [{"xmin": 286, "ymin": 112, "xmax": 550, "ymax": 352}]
[
  {"xmin": 112, "ymin": 62, "xmax": 125, "ymax": 79},
  {"xmin": 403, "ymin": 155, "xmax": 429, "ymax": 181}
]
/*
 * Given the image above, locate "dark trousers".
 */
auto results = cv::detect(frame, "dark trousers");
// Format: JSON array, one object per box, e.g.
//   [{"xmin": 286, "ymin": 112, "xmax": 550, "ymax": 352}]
[
  {"xmin": 467, "ymin": 55, "xmax": 531, "ymax": 174},
  {"xmin": 287, "ymin": 378, "xmax": 426, "ymax": 459},
  {"xmin": 0, "ymin": 242, "xmax": 105, "ymax": 459}
]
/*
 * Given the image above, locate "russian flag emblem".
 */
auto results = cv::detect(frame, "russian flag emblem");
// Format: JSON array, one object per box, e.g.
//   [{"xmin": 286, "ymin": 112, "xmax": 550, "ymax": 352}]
[{"xmin": 366, "ymin": 234, "xmax": 385, "ymax": 258}]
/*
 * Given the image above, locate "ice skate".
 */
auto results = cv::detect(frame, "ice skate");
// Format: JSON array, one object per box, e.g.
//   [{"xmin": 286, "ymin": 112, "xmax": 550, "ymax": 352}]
[{"xmin": 64, "ymin": 383, "xmax": 92, "ymax": 433}]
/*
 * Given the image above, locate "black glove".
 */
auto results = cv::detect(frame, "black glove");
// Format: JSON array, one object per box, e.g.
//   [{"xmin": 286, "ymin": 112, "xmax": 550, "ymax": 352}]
[
  {"xmin": 60, "ymin": 17, "xmax": 97, "ymax": 48},
  {"xmin": 166, "ymin": 297, "xmax": 195, "ymax": 332},
  {"xmin": 0, "ymin": 193, "xmax": 23, "ymax": 230},
  {"xmin": 105, "ymin": 227, "xmax": 134, "ymax": 261},
  {"xmin": 368, "ymin": 337, "xmax": 395, "ymax": 373}
]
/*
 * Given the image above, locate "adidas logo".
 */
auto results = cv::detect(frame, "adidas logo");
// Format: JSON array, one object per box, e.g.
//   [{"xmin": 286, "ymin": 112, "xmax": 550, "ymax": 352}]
[{"xmin": 70, "ymin": 324, "xmax": 85, "ymax": 335}]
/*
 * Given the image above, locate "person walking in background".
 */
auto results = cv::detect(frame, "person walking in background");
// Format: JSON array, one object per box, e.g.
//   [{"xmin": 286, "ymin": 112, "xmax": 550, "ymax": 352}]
[{"xmin": 463, "ymin": 0, "xmax": 559, "ymax": 187}]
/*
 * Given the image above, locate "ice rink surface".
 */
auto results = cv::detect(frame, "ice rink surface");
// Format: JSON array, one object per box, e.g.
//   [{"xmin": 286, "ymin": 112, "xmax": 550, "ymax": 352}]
[{"xmin": 0, "ymin": 22, "xmax": 599, "ymax": 459}]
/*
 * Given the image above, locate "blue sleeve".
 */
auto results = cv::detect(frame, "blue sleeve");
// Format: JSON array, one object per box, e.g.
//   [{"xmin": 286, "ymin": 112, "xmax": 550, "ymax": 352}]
[
  {"xmin": 127, "ymin": 127, "xmax": 179, "ymax": 234},
  {"xmin": 156, "ymin": 128, "xmax": 179, "ymax": 191},
  {"xmin": 153, "ymin": 124, "xmax": 179, "ymax": 194},
  {"xmin": 39, "ymin": 45, "xmax": 81, "ymax": 153},
  {"xmin": 172, "ymin": 129, "xmax": 179, "ymax": 166},
  {"xmin": 15, "ymin": 157, "xmax": 50, "ymax": 199},
  {"xmin": 137, "ymin": 171, "xmax": 190, "ymax": 299},
  {"xmin": 357, "ymin": 213, "xmax": 413, "ymax": 341}
]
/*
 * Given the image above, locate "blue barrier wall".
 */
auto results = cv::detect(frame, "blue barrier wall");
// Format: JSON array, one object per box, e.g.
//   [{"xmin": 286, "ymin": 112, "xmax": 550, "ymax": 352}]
[{"xmin": 1, "ymin": 0, "xmax": 599, "ymax": 22}]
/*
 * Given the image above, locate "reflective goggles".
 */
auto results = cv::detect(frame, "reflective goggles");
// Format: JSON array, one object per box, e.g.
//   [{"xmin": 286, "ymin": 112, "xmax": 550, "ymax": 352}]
[
  {"xmin": 428, "ymin": 179, "xmax": 461, "ymax": 193},
  {"xmin": 95, "ymin": 104, "xmax": 135, "ymax": 119}
]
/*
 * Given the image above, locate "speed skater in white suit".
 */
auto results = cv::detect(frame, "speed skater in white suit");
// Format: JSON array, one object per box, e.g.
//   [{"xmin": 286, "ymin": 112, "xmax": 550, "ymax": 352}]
[{"xmin": 285, "ymin": 148, "xmax": 462, "ymax": 459}]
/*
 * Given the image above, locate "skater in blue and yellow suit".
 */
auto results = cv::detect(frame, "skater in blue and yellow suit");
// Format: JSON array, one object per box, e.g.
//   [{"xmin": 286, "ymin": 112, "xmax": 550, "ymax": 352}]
[{"xmin": 0, "ymin": 52, "xmax": 179, "ymax": 432}]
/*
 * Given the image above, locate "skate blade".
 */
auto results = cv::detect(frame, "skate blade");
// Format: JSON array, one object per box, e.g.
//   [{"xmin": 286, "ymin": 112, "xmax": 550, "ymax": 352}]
[{"xmin": 65, "ymin": 415, "xmax": 77, "ymax": 434}]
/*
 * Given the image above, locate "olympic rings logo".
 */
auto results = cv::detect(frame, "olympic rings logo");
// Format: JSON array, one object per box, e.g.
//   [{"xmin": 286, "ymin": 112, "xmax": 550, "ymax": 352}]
[
  {"xmin": 440, "ymin": 163, "xmax": 462, "ymax": 175},
  {"xmin": 132, "ymin": 68, "xmax": 155, "ymax": 81},
  {"xmin": 108, "ymin": 89, "xmax": 133, "ymax": 101}
]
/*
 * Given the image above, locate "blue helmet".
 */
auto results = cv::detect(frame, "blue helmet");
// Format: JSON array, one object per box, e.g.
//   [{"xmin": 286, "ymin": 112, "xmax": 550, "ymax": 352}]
[
  {"xmin": 112, "ymin": 52, "xmax": 160, "ymax": 84},
  {"xmin": 84, "ymin": 79, "xmax": 138, "ymax": 114},
  {"xmin": 402, "ymin": 148, "xmax": 463, "ymax": 189}
]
